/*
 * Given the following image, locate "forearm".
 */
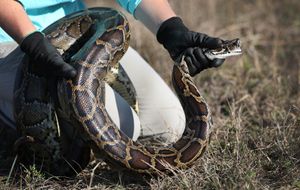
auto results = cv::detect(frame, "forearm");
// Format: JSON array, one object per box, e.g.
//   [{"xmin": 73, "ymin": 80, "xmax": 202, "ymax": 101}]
[
  {"xmin": 134, "ymin": 0, "xmax": 176, "ymax": 34},
  {"xmin": 0, "ymin": 0, "xmax": 36, "ymax": 43}
]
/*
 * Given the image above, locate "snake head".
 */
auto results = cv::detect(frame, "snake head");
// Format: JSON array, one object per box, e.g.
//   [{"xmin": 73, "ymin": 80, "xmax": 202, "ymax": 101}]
[{"xmin": 205, "ymin": 38, "xmax": 242, "ymax": 60}]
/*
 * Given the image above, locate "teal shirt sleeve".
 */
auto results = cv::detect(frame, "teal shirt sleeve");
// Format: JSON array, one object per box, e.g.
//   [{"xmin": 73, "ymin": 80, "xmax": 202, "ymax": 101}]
[
  {"xmin": 20, "ymin": 0, "xmax": 79, "ymax": 9},
  {"xmin": 0, "ymin": 0, "xmax": 86, "ymax": 42},
  {"xmin": 0, "ymin": 0, "xmax": 142, "ymax": 42},
  {"xmin": 116, "ymin": 0, "xmax": 142, "ymax": 15}
]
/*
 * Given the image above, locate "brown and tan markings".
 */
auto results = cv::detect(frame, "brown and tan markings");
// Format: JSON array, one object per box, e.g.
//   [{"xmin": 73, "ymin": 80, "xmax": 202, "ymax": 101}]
[{"xmin": 13, "ymin": 7, "xmax": 241, "ymax": 175}]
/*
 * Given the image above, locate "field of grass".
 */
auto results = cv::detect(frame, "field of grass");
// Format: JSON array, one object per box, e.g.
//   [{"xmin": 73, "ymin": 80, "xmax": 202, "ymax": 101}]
[{"xmin": 1, "ymin": 0, "xmax": 299, "ymax": 189}]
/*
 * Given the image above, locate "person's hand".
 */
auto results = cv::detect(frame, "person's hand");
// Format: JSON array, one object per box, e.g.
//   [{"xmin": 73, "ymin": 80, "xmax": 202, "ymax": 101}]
[
  {"xmin": 156, "ymin": 17, "xmax": 225, "ymax": 76},
  {"xmin": 20, "ymin": 31, "xmax": 77, "ymax": 78}
]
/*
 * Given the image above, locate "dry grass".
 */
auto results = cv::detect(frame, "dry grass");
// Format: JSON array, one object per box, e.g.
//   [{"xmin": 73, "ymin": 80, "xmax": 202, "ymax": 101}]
[{"xmin": 1, "ymin": 0, "xmax": 300, "ymax": 189}]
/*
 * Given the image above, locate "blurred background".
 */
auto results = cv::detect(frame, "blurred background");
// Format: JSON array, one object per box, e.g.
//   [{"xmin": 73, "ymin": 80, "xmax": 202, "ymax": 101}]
[
  {"xmin": 2, "ymin": 1, "xmax": 298, "ymax": 189},
  {"xmin": 84, "ymin": 1, "xmax": 299, "ymax": 189},
  {"xmin": 86, "ymin": 0, "xmax": 299, "ymax": 91}
]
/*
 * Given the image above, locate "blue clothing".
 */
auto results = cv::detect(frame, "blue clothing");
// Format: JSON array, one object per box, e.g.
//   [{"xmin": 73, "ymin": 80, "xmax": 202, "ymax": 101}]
[
  {"xmin": 116, "ymin": 0, "xmax": 142, "ymax": 15},
  {"xmin": 0, "ymin": 0, "xmax": 142, "ymax": 42}
]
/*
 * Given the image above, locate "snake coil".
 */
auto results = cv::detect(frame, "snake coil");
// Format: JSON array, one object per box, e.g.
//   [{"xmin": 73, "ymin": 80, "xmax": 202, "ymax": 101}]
[{"xmin": 13, "ymin": 8, "xmax": 241, "ymax": 176}]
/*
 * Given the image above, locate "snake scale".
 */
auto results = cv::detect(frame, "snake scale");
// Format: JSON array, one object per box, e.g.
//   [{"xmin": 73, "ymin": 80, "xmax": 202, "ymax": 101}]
[{"xmin": 13, "ymin": 8, "xmax": 241, "ymax": 176}]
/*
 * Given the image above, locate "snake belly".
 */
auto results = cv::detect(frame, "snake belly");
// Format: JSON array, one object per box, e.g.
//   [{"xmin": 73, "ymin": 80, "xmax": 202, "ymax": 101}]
[{"xmin": 14, "ymin": 7, "xmax": 212, "ymax": 174}]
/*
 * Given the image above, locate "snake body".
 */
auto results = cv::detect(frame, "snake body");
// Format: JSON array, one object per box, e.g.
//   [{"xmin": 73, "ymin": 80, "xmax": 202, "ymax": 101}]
[{"xmin": 13, "ymin": 8, "xmax": 241, "ymax": 175}]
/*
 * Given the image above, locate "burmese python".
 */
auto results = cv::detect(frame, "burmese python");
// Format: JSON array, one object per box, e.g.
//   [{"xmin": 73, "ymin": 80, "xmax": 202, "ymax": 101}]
[{"xmin": 13, "ymin": 7, "xmax": 241, "ymax": 175}]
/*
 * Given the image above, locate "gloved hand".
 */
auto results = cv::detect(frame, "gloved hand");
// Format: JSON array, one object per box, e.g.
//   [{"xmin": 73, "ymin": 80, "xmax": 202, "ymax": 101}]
[
  {"xmin": 156, "ymin": 17, "xmax": 225, "ymax": 76},
  {"xmin": 20, "ymin": 31, "xmax": 77, "ymax": 78}
]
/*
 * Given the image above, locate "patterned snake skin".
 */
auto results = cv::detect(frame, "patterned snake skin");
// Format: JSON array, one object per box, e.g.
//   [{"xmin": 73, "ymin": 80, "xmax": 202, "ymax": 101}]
[{"xmin": 13, "ymin": 7, "xmax": 241, "ymax": 175}]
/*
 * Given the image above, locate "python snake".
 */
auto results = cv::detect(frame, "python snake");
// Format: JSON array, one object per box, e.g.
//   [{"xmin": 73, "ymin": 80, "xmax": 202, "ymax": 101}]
[{"xmin": 13, "ymin": 8, "xmax": 241, "ymax": 176}]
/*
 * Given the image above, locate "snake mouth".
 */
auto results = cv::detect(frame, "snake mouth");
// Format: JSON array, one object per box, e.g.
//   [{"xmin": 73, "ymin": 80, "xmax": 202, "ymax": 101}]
[{"xmin": 205, "ymin": 38, "xmax": 242, "ymax": 60}]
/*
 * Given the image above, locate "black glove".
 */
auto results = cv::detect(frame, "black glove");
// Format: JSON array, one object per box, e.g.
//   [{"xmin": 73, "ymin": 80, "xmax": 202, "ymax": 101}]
[
  {"xmin": 156, "ymin": 17, "xmax": 225, "ymax": 76},
  {"xmin": 20, "ymin": 31, "xmax": 77, "ymax": 78}
]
